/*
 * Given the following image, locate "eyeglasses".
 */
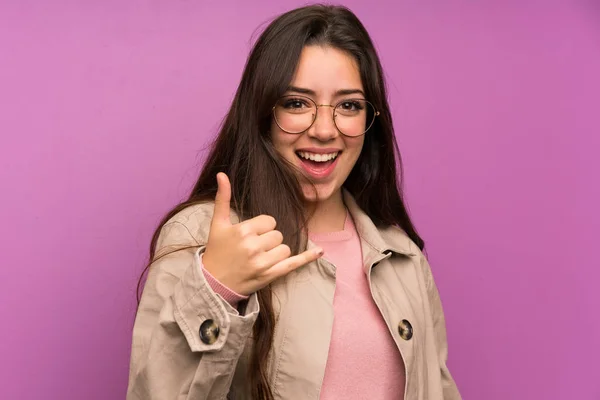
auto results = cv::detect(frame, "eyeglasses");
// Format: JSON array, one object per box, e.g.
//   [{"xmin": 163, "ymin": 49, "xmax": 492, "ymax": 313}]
[{"xmin": 272, "ymin": 95, "xmax": 380, "ymax": 137}]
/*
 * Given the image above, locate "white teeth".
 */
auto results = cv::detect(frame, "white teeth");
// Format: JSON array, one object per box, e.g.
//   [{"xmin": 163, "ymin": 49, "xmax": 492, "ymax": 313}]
[{"xmin": 297, "ymin": 151, "xmax": 339, "ymax": 162}]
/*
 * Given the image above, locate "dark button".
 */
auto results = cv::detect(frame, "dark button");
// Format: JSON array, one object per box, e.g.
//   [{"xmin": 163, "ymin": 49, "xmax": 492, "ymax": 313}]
[
  {"xmin": 199, "ymin": 319, "xmax": 220, "ymax": 344},
  {"xmin": 398, "ymin": 319, "xmax": 413, "ymax": 340}
]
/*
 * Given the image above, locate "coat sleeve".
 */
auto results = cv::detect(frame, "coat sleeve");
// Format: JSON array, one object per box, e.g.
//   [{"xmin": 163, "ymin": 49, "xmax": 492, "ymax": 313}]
[
  {"xmin": 127, "ymin": 217, "xmax": 259, "ymax": 400},
  {"xmin": 421, "ymin": 255, "xmax": 462, "ymax": 400}
]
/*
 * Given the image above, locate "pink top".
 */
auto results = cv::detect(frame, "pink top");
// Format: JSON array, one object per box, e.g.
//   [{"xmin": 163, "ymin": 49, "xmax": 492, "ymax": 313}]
[
  {"xmin": 309, "ymin": 214, "xmax": 405, "ymax": 399},
  {"xmin": 200, "ymin": 213, "xmax": 405, "ymax": 398}
]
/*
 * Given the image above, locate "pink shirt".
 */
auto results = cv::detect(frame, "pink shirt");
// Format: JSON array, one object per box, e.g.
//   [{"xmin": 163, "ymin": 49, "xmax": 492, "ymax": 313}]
[
  {"xmin": 309, "ymin": 214, "xmax": 405, "ymax": 399},
  {"xmin": 201, "ymin": 213, "xmax": 405, "ymax": 398}
]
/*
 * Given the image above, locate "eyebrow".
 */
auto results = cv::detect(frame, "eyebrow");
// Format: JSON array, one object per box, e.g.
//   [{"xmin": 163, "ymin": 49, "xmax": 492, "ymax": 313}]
[{"xmin": 286, "ymin": 85, "xmax": 365, "ymax": 98}]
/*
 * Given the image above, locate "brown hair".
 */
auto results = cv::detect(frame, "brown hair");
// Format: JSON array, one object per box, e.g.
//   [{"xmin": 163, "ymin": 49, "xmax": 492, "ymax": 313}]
[{"xmin": 138, "ymin": 4, "xmax": 424, "ymax": 399}]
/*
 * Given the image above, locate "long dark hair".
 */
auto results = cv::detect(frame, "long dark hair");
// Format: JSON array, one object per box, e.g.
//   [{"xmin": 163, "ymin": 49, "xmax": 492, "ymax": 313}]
[{"xmin": 138, "ymin": 4, "xmax": 424, "ymax": 399}]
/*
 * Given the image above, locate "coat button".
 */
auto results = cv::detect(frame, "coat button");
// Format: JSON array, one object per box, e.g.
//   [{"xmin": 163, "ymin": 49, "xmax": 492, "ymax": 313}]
[
  {"xmin": 199, "ymin": 319, "xmax": 220, "ymax": 344},
  {"xmin": 398, "ymin": 319, "xmax": 413, "ymax": 340}
]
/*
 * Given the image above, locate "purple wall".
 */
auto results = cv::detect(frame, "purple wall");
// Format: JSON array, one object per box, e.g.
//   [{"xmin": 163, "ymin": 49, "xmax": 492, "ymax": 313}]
[{"xmin": 1, "ymin": 1, "xmax": 598, "ymax": 399}]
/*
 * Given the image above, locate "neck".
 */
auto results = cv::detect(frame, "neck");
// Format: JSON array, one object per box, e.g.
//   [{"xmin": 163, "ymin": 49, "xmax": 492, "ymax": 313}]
[{"xmin": 305, "ymin": 190, "xmax": 347, "ymax": 233}]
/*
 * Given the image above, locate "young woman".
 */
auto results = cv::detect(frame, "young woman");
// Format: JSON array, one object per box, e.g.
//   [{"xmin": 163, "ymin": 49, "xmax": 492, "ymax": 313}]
[{"xmin": 128, "ymin": 5, "xmax": 460, "ymax": 400}]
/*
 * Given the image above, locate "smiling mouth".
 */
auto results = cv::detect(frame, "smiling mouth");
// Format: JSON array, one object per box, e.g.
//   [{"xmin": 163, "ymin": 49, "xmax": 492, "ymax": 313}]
[{"xmin": 294, "ymin": 151, "xmax": 341, "ymax": 178}]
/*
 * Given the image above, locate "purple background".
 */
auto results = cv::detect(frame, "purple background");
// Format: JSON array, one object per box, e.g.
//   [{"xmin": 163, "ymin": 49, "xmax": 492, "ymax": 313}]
[{"xmin": 1, "ymin": 1, "xmax": 598, "ymax": 399}]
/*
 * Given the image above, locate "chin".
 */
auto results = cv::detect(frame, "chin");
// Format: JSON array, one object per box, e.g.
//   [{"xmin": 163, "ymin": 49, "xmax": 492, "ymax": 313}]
[{"xmin": 300, "ymin": 182, "xmax": 339, "ymax": 203}]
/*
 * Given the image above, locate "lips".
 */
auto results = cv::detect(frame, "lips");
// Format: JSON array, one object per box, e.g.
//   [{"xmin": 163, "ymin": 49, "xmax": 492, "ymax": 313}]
[{"xmin": 295, "ymin": 150, "xmax": 341, "ymax": 180}]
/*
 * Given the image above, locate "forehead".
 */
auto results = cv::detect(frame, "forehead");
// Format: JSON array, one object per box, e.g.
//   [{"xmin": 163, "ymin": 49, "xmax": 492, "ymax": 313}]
[{"xmin": 290, "ymin": 46, "xmax": 363, "ymax": 94}]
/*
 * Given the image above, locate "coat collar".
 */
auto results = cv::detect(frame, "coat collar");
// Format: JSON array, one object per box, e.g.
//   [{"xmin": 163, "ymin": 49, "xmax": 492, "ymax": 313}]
[{"xmin": 342, "ymin": 189, "xmax": 417, "ymax": 259}]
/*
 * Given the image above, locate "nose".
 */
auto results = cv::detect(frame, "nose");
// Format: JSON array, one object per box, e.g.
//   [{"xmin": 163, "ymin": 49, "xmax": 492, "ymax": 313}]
[{"xmin": 307, "ymin": 105, "xmax": 338, "ymax": 141}]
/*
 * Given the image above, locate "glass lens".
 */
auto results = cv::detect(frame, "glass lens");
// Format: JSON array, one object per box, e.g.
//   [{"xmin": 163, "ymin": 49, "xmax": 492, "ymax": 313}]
[
  {"xmin": 273, "ymin": 96, "xmax": 316, "ymax": 134},
  {"xmin": 334, "ymin": 99, "xmax": 376, "ymax": 137}
]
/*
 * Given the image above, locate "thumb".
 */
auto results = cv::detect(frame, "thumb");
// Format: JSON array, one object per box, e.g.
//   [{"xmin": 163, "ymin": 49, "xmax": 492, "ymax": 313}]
[{"xmin": 212, "ymin": 172, "xmax": 232, "ymax": 227}]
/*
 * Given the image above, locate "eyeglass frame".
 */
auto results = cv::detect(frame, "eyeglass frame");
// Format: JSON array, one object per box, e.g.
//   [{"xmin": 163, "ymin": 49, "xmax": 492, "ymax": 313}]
[{"xmin": 271, "ymin": 94, "xmax": 381, "ymax": 137}]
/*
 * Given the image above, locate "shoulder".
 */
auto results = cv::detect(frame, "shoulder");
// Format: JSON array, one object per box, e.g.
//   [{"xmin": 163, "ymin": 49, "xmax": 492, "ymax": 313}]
[
  {"xmin": 377, "ymin": 224, "xmax": 424, "ymax": 259},
  {"xmin": 379, "ymin": 225, "xmax": 441, "ymax": 292},
  {"xmin": 166, "ymin": 202, "xmax": 216, "ymax": 228},
  {"xmin": 156, "ymin": 202, "xmax": 240, "ymax": 249}
]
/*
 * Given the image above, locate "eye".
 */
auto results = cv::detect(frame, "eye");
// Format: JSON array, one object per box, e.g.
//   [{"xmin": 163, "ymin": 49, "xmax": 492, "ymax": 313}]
[
  {"xmin": 282, "ymin": 98, "xmax": 311, "ymax": 110},
  {"xmin": 338, "ymin": 100, "xmax": 365, "ymax": 111}
]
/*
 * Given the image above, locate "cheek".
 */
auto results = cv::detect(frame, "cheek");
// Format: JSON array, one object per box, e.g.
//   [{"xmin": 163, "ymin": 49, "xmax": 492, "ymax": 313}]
[
  {"xmin": 347, "ymin": 138, "xmax": 365, "ymax": 163},
  {"xmin": 270, "ymin": 128, "xmax": 296, "ymax": 155},
  {"xmin": 269, "ymin": 121, "xmax": 284, "ymax": 148}
]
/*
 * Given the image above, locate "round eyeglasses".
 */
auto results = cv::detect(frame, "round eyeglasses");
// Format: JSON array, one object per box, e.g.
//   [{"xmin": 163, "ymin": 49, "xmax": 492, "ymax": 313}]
[{"xmin": 272, "ymin": 95, "xmax": 380, "ymax": 137}]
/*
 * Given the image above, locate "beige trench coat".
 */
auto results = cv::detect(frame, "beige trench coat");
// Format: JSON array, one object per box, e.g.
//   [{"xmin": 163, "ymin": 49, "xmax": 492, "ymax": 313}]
[{"xmin": 127, "ymin": 191, "xmax": 461, "ymax": 399}]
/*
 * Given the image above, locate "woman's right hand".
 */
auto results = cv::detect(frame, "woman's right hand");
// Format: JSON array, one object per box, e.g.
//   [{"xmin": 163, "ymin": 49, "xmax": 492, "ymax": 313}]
[{"xmin": 202, "ymin": 173, "xmax": 323, "ymax": 296}]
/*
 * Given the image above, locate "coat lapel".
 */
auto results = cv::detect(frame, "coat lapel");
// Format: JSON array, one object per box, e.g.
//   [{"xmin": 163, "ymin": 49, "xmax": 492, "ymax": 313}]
[{"xmin": 343, "ymin": 190, "xmax": 422, "ymax": 379}]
